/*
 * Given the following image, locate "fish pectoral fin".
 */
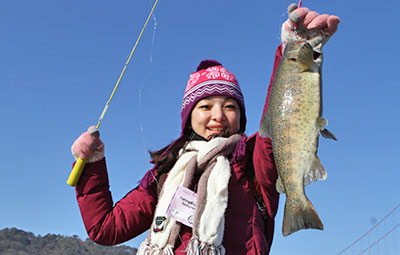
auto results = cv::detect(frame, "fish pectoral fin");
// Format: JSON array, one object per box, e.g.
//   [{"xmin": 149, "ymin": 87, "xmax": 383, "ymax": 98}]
[
  {"xmin": 304, "ymin": 155, "xmax": 327, "ymax": 186},
  {"xmin": 276, "ymin": 176, "xmax": 286, "ymax": 194},
  {"xmin": 317, "ymin": 117, "xmax": 338, "ymax": 141},
  {"xmin": 321, "ymin": 128, "xmax": 338, "ymax": 141},
  {"xmin": 317, "ymin": 117, "xmax": 328, "ymax": 129}
]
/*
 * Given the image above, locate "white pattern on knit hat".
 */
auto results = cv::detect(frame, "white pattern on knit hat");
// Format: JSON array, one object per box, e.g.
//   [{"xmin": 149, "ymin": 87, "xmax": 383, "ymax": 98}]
[
  {"xmin": 182, "ymin": 81, "xmax": 243, "ymax": 111},
  {"xmin": 187, "ymin": 72, "xmax": 201, "ymax": 88},
  {"xmin": 180, "ymin": 62, "xmax": 246, "ymax": 133}
]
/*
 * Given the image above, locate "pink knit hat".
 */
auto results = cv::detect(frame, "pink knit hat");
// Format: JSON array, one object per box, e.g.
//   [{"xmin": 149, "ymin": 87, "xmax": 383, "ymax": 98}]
[{"xmin": 181, "ymin": 60, "xmax": 246, "ymax": 133}]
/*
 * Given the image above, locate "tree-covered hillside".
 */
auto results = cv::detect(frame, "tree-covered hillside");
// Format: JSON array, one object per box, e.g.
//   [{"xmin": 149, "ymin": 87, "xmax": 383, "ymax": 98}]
[{"xmin": 0, "ymin": 228, "xmax": 137, "ymax": 255}]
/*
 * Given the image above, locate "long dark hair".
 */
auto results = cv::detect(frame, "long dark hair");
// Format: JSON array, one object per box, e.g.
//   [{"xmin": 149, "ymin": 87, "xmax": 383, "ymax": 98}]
[
  {"xmin": 149, "ymin": 129, "xmax": 193, "ymax": 178},
  {"xmin": 149, "ymin": 127, "xmax": 243, "ymax": 180}
]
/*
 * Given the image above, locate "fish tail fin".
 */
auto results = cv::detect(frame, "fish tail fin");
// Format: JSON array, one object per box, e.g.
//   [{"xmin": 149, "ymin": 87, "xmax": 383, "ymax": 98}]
[{"xmin": 282, "ymin": 197, "xmax": 324, "ymax": 236}]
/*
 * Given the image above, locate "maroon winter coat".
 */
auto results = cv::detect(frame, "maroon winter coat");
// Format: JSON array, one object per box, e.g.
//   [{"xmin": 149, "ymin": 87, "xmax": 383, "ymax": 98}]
[{"xmin": 75, "ymin": 45, "xmax": 283, "ymax": 254}]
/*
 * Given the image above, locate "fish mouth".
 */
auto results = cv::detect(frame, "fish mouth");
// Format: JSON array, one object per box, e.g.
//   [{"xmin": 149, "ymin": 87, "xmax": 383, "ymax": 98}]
[{"xmin": 313, "ymin": 51, "xmax": 321, "ymax": 60}]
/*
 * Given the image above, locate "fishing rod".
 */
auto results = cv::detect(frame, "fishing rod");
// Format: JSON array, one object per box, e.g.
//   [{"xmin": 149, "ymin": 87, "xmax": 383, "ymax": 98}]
[{"xmin": 67, "ymin": 0, "xmax": 160, "ymax": 186}]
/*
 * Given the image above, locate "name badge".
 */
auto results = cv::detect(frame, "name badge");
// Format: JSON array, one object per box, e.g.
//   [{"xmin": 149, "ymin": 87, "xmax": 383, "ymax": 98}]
[{"xmin": 166, "ymin": 186, "xmax": 197, "ymax": 228}]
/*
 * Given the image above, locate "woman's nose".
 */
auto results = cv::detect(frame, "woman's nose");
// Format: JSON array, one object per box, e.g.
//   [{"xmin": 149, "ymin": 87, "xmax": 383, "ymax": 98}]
[{"xmin": 211, "ymin": 106, "xmax": 225, "ymax": 122}]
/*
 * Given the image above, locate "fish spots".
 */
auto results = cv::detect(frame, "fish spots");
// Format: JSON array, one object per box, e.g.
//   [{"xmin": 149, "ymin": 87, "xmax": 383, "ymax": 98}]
[
  {"xmin": 286, "ymin": 196, "xmax": 306, "ymax": 214},
  {"xmin": 284, "ymin": 182, "xmax": 297, "ymax": 195},
  {"xmin": 264, "ymin": 40, "xmax": 325, "ymax": 236},
  {"xmin": 285, "ymin": 137, "xmax": 297, "ymax": 146}
]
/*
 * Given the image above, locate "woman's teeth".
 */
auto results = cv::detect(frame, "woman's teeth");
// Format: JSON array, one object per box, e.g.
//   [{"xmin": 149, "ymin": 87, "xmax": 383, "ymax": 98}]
[{"xmin": 209, "ymin": 128, "xmax": 226, "ymax": 132}]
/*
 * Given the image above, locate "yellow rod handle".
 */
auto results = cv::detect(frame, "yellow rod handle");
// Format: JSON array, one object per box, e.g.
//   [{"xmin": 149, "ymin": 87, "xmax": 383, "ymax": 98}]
[{"xmin": 67, "ymin": 157, "xmax": 88, "ymax": 186}]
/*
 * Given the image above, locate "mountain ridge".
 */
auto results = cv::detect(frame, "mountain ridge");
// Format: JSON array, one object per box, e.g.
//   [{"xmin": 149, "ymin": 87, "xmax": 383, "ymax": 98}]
[{"xmin": 0, "ymin": 227, "xmax": 137, "ymax": 255}]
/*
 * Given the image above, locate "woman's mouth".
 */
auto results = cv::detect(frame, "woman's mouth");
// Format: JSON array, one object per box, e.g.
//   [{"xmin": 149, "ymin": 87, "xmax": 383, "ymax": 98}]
[
  {"xmin": 207, "ymin": 127, "xmax": 228, "ymax": 136},
  {"xmin": 209, "ymin": 127, "xmax": 226, "ymax": 132}
]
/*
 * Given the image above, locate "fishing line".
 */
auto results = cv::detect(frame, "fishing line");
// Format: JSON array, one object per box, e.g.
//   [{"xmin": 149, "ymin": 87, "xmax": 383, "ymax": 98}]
[
  {"xmin": 138, "ymin": 0, "xmax": 158, "ymax": 159},
  {"xmin": 96, "ymin": 0, "xmax": 160, "ymax": 129},
  {"xmin": 149, "ymin": 7, "xmax": 157, "ymax": 63}
]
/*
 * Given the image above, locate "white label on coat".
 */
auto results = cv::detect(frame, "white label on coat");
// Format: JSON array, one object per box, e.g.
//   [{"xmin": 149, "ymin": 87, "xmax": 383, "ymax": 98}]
[{"xmin": 166, "ymin": 186, "xmax": 197, "ymax": 228}]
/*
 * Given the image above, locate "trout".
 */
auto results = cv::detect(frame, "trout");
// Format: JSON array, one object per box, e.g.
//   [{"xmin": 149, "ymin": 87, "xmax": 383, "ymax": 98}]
[{"xmin": 259, "ymin": 39, "xmax": 337, "ymax": 236}]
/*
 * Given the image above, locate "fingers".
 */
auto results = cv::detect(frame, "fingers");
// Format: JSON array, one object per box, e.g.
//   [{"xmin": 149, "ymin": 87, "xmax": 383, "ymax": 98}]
[
  {"xmin": 327, "ymin": 15, "xmax": 340, "ymax": 34},
  {"xmin": 282, "ymin": 4, "xmax": 340, "ymax": 52},
  {"xmin": 287, "ymin": 4, "xmax": 340, "ymax": 34},
  {"xmin": 71, "ymin": 132, "xmax": 94, "ymax": 159},
  {"xmin": 288, "ymin": 7, "xmax": 310, "ymax": 27},
  {"xmin": 88, "ymin": 126, "xmax": 100, "ymax": 139},
  {"xmin": 72, "ymin": 126, "xmax": 104, "ymax": 160},
  {"xmin": 307, "ymin": 14, "xmax": 340, "ymax": 34},
  {"xmin": 307, "ymin": 14, "xmax": 329, "ymax": 30},
  {"xmin": 287, "ymin": 3, "xmax": 298, "ymax": 14},
  {"xmin": 86, "ymin": 125, "xmax": 103, "ymax": 151},
  {"xmin": 302, "ymin": 11, "xmax": 319, "ymax": 27}
]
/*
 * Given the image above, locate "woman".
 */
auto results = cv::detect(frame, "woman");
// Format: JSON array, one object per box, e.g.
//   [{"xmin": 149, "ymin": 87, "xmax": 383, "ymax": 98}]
[{"xmin": 71, "ymin": 5, "xmax": 340, "ymax": 254}]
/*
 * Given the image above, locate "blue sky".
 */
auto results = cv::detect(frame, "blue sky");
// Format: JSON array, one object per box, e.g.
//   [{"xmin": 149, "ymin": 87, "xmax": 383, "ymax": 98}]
[{"xmin": 1, "ymin": 0, "xmax": 399, "ymax": 254}]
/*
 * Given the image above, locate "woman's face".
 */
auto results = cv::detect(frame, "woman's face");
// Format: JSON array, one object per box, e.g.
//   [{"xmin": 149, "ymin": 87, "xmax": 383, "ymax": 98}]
[{"xmin": 190, "ymin": 96, "xmax": 241, "ymax": 140}]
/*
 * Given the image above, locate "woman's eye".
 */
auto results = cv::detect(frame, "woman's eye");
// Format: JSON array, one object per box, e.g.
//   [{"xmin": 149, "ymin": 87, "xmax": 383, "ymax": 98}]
[
  {"xmin": 225, "ymin": 104, "xmax": 237, "ymax": 109},
  {"xmin": 199, "ymin": 105, "xmax": 211, "ymax": 109}
]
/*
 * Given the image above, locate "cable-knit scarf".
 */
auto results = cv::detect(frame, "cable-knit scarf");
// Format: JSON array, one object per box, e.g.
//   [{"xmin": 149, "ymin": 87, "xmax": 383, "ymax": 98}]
[{"xmin": 137, "ymin": 134, "xmax": 242, "ymax": 255}]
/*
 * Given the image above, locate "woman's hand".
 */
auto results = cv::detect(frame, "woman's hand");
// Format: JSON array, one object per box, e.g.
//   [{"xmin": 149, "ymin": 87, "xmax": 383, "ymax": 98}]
[
  {"xmin": 71, "ymin": 126, "xmax": 104, "ymax": 163},
  {"xmin": 281, "ymin": 3, "xmax": 340, "ymax": 53}
]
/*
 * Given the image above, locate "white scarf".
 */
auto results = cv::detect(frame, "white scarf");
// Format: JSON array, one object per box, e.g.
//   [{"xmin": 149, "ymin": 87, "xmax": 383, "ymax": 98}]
[{"xmin": 138, "ymin": 135, "xmax": 241, "ymax": 255}]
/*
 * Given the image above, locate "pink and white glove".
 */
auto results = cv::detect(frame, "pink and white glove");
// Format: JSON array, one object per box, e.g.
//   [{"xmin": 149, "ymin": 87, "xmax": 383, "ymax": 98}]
[
  {"xmin": 281, "ymin": 3, "xmax": 340, "ymax": 53},
  {"xmin": 71, "ymin": 126, "xmax": 104, "ymax": 163}
]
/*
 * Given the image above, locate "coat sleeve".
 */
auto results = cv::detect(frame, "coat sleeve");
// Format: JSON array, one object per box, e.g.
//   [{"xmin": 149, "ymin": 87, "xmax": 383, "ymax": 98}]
[
  {"xmin": 74, "ymin": 158, "xmax": 157, "ymax": 245},
  {"xmin": 251, "ymin": 44, "xmax": 283, "ymax": 247}
]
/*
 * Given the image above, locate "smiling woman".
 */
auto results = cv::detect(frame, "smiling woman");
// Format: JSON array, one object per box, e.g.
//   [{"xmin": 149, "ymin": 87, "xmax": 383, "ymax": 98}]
[
  {"xmin": 69, "ymin": 3, "xmax": 340, "ymax": 254},
  {"xmin": 148, "ymin": 60, "xmax": 248, "ymax": 186},
  {"xmin": 71, "ymin": 59, "xmax": 280, "ymax": 254},
  {"xmin": 190, "ymin": 96, "xmax": 241, "ymax": 140}
]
